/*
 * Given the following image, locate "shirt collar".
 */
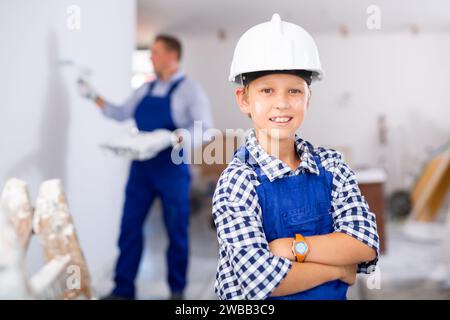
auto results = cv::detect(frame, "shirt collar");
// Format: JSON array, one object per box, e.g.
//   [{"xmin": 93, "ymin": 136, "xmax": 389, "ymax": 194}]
[
  {"xmin": 244, "ymin": 129, "xmax": 320, "ymax": 181},
  {"xmin": 156, "ymin": 69, "xmax": 185, "ymax": 84}
]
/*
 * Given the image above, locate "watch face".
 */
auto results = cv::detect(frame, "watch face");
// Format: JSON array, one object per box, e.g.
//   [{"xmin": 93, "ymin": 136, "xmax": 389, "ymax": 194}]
[{"xmin": 295, "ymin": 242, "xmax": 308, "ymax": 255}]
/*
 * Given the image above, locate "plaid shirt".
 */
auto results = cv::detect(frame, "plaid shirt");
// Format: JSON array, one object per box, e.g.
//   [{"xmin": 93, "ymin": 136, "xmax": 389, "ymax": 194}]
[{"xmin": 212, "ymin": 129, "xmax": 379, "ymax": 300}]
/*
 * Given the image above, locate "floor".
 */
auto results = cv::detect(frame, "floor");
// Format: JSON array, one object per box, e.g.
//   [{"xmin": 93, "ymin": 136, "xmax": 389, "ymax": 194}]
[
  {"xmin": 355, "ymin": 220, "xmax": 450, "ymax": 300},
  {"xmin": 136, "ymin": 201, "xmax": 218, "ymax": 300}
]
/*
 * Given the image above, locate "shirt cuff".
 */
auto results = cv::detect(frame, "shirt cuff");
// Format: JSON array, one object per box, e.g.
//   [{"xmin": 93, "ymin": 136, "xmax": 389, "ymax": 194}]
[{"xmin": 250, "ymin": 255, "xmax": 292, "ymax": 300}]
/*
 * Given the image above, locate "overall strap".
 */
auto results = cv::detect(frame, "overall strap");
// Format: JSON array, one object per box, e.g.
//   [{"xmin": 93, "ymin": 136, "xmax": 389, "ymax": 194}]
[
  {"xmin": 146, "ymin": 77, "xmax": 185, "ymax": 96},
  {"xmin": 312, "ymin": 153, "xmax": 325, "ymax": 175},
  {"xmin": 148, "ymin": 80, "xmax": 157, "ymax": 94},
  {"xmin": 304, "ymin": 140, "xmax": 325, "ymax": 175},
  {"xmin": 167, "ymin": 77, "xmax": 186, "ymax": 96}
]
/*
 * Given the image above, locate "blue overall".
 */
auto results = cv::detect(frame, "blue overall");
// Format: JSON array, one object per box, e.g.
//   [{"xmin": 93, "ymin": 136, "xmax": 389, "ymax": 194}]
[
  {"xmin": 234, "ymin": 146, "xmax": 348, "ymax": 300},
  {"xmin": 113, "ymin": 78, "xmax": 191, "ymax": 299}
]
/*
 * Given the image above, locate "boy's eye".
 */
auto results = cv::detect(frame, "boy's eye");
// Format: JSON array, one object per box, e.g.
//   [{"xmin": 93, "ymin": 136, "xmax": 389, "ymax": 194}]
[
  {"xmin": 289, "ymin": 89, "xmax": 302, "ymax": 94},
  {"xmin": 260, "ymin": 88, "xmax": 273, "ymax": 94}
]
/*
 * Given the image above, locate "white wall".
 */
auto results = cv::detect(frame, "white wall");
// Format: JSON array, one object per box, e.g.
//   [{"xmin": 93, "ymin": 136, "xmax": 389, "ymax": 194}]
[
  {"xmin": 179, "ymin": 31, "xmax": 450, "ymax": 193},
  {"xmin": 0, "ymin": 0, "xmax": 136, "ymax": 294}
]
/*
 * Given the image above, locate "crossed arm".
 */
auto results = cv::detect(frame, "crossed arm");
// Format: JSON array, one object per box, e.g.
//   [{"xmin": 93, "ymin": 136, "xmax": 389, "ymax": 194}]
[
  {"xmin": 269, "ymin": 232, "xmax": 377, "ymax": 296},
  {"xmin": 270, "ymin": 232, "xmax": 377, "ymax": 265}
]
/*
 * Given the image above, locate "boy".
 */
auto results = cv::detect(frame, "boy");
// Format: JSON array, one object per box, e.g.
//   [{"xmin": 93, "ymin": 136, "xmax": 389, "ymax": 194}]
[{"xmin": 213, "ymin": 14, "xmax": 379, "ymax": 300}]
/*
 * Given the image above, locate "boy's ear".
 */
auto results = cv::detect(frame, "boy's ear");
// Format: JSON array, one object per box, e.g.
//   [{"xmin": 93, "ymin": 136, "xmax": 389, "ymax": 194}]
[{"xmin": 235, "ymin": 87, "xmax": 251, "ymax": 115}]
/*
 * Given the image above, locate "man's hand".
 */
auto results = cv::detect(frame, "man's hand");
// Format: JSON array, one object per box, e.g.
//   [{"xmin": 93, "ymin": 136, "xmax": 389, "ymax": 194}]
[
  {"xmin": 94, "ymin": 96, "xmax": 105, "ymax": 110},
  {"xmin": 77, "ymin": 78, "xmax": 106, "ymax": 110},
  {"xmin": 77, "ymin": 78, "xmax": 97, "ymax": 100}
]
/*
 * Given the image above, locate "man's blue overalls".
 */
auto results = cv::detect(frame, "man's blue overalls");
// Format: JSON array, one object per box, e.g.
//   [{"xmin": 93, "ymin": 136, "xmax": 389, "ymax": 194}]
[
  {"xmin": 235, "ymin": 145, "xmax": 348, "ymax": 300},
  {"xmin": 113, "ymin": 78, "xmax": 191, "ymax": 298}
]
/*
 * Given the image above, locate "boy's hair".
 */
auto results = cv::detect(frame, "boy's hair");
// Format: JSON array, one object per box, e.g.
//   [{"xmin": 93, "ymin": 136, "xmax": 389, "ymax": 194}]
[{"xmin": 155, "ymin": 34, "xmax": 182, "ymax": 61}]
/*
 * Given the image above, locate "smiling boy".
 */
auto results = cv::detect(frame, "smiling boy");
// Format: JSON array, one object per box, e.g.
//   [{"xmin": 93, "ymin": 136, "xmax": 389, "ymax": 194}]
[{"xmin": 213, "ymin": 14, "xmax": 379, "ymax": 300}]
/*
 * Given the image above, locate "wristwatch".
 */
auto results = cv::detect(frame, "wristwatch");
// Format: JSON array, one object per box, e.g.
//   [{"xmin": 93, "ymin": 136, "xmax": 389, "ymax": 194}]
[{"xmin": 292, "ymin": 233, "xmax": 309, "ymax": 262}]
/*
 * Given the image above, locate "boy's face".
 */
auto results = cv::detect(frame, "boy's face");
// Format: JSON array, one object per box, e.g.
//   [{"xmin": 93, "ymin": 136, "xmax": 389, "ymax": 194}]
[{"xmin": 236, "ymin": 73, "xmax": 310, "ymax": 141}]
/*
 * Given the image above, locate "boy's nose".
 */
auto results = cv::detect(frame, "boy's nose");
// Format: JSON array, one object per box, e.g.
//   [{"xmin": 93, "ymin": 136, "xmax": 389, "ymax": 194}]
[{"xmin": 273, "ymin": 99, "xmax": 290, "ymax": 110}]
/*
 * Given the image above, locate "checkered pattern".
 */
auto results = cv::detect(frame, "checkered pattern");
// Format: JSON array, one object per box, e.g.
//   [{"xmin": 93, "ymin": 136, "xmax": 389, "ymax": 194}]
[{"xmin": 213, "ymin": 129, "xmax": 380, "ymax": 300}]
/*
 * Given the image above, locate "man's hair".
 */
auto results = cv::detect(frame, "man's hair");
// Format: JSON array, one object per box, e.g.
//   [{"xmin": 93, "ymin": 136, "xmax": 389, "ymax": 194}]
[{"xmin": 155, "ymin": 34, "xmax": 182, "ymax": 61}]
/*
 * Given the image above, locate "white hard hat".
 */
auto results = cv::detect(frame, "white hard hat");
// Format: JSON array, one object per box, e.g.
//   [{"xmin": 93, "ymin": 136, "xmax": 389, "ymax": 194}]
[{"xmin": 229, "ymin": 13, "xmax": 324, "ymax": 85}]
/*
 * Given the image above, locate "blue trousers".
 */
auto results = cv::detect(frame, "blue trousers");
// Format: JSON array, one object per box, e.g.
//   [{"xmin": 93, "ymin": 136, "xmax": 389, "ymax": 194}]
[{"xmin": 113, "ymin": 154, "xmax": 191, "ymax": 298}]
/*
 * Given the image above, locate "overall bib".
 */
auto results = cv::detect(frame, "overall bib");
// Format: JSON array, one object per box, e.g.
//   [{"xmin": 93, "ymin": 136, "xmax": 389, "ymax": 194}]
[
  {"xmin": 234, "ymin": 146, "xmax": 348, "ymax": 300},
  {"xmin": 113, "ymin": 78, "xmax": 191, "ymax": 298}
]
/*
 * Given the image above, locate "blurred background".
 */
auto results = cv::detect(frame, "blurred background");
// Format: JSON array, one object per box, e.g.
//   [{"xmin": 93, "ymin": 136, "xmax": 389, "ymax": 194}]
[{"xmin": 0, "ymin": 0, "xmax": 449, "ymax": 299}]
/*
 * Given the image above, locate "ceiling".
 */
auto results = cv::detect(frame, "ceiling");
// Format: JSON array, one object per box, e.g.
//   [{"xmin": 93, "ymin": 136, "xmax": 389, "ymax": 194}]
[{"xmin": 137, "ymin": 0, "xmax": 450, "ymax": 46}]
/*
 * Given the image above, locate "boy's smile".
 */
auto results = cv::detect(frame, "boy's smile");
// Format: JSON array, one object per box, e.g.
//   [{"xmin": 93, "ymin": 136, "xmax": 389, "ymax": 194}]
[{"xmin": 269, "ymin": 116, "xmax": 293, "ymax": 124}]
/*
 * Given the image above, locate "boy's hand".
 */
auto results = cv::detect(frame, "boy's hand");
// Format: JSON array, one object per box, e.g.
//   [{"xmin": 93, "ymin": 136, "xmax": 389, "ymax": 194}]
[
  {"xmin": 340, "ymin": 264, "xmax": 357, "ymax": 285},
  {"xmin": 268, "ymin": 238, "xmax": 295, "ymax": 261}
]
